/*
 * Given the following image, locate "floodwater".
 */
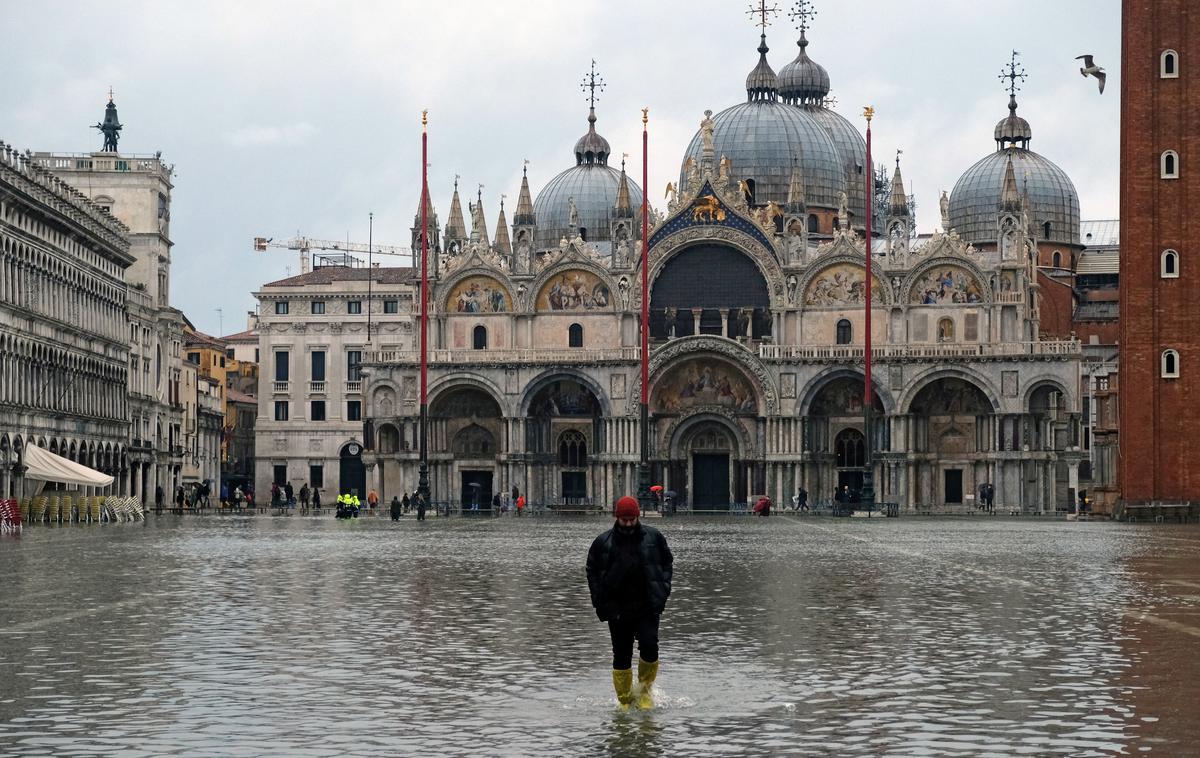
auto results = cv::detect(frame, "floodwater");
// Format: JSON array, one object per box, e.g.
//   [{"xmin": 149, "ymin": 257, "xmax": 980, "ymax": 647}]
[{"xmin": 2, "ymin": 515, "xmax": 1200, "ymax": 757}]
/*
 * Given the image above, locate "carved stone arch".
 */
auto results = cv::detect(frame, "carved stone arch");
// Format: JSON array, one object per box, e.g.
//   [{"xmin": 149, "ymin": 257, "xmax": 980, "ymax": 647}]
[
  {"xmin": 436, "ymin": 267, "xmax": 516, "ymax": 315},
  {"xmin": 664, "ymin": 407, "xmax": 754, "ymax": 459},
  {"xmin": 797, "ymin": 366, "xmax": 895, "ymax": 416},
  {"xmin": 1022, "ymin": 375, "xmax": 1075, "ymax": 413},
  {"xmin": 898, "ymin": 366, "xmax": 1002, "ymax": 414},
  {"xmin": 427, "ymin": 374, "xmax": 510, "ymax": 418},
  {"xmin": 519, "ymin": 368, "xmax": 610, "ymax": 417},
  {"xmin": 524, "ymin": 258, "xmax": 619, "ymax": 313},
  {"xmin": 903, "ymin": 255, "xmax": 993, "ymax": 305},
  {"xmin": 368, "ymin": 377, "xmax": 401, "ymax": 418},
  {"xmin": 797, "ymin": 254, "xmax": 893, "ymax": 308},
  {"xmin": 636, "ymin": 226, "xmax": 785, "ymax": 310},
  {"xmin": 638, "ymin": 335, "xmax": 778, "ymax": 415}
]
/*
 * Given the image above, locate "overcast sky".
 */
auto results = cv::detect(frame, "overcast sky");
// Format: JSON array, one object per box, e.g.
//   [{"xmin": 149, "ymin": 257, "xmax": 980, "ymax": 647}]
[{"xmin": 2, "ymin": 0, "xmax": 1119, "ymax": 337}]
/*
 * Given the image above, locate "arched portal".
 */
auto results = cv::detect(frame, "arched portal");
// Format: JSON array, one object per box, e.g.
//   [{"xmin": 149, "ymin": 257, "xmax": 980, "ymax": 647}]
[
  {"xmin": 650, "ymin": 244, "xmax": 770, "ymax": 340},
  {"xmin": 525, "ymin": 376, "xmax": 601, "ymax": 503},
  {"xmin": 908, "ymin": 377, "xmax": 993, "ymax": 507},
  {"xmin": 430, "ymin": 385, "xmax": 503, "ymax": 510},
  {"xmin": 338, "ymin": 442, "xmax": 365, "ymax": 498},
  {"xmin": 681, "ymin": 420, "xmax": 738, "ymax": 509}
]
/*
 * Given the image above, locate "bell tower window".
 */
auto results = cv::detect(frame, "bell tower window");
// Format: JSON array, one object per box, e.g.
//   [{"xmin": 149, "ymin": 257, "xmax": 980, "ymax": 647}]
[
  {"xmin": 1161, "ymin": 150, "xmax": 1179, "ymax": 179},
  {"xmin": 1161, "ymin": 50, "xmax": 1179, "ymax": 78},
  {"xmin": 1162, "ymin": 249, "xmax": 1179, "ymax": 278}
]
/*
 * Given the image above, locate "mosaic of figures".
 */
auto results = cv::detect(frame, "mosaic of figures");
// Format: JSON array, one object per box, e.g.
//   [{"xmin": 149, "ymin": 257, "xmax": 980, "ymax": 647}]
[
  {"xmin": 655, "ymin": 358, "xmax": 757, "ymax": 414},
  {"xmin": 537, "ymin": 270, "xmax": 612, "ymax": 312},
  {"xmin": 910, "ymin": 378, "xmax": 992, "ymax": 414},
  {"xmin": 804, "ymin": 264, "xmax": 886, "ymax": 307},
  {"xmin": 529, "ymin": 378, "xmax": 600, "ymax": 417},
  {"xmin": 910, "ymin": 266, "xmax": 985, "ymax": 305},
  {"xmin": 448, "ymin": 276, "xmax": 511, "ymax": 313},
  {"xmin": 809, "ymin": 377, "xmax": 885, "ymax": 415}
]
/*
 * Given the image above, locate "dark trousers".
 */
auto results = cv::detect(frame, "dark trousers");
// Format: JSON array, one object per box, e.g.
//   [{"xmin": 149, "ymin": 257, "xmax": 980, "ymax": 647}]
[{"xmin": 607, "ymin": 613, "xmax": 660, "ymax": 669}]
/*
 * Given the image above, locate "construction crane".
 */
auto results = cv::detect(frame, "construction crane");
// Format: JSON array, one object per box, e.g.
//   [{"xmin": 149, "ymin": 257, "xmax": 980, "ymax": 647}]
[{"xmin": 253, "ymin": 235, "xmax": 414, "ymax": 273}]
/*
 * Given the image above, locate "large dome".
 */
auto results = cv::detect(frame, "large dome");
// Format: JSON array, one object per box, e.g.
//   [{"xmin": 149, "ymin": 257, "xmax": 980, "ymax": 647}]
[
  {"xmin": 949, "ymin": 148, "xmax": 1079, "ymax": 247},
  {"xmin": 533, "ymin": 108, "xmax": 644, "ymax": 250},
  {"xmin": 533, "ymin": 166, "xmax": 643, "ymax": 250},
  {"xmin": 680, "ymin": 34, "xmax": 850, "ymax": 216},
  {"xmin": 803, "ymin": 105, "xmax": 866, "ymax": 223},
  {"xmin": 948, "ymin": 96, "xmax": 1080, "ymax": 247},
  {"xmin": 680, "ymin": 100, "xmax": 844, "ymax": 211}
]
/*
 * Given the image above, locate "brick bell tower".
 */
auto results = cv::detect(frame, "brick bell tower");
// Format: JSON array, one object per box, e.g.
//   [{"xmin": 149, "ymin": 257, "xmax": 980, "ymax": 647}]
[{"xmin": 1119, "ymin": 0, "xmax": 1200, "ymax": 504}]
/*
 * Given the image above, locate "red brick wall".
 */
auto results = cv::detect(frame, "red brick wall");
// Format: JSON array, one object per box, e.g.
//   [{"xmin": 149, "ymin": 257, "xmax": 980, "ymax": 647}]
[{"xmin": 1120, "ymin": 0, "xmax": 1200, "ymax": 502}]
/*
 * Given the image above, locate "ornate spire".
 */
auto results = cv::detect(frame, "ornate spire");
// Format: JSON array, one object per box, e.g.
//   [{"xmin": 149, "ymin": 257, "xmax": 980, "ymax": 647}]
[
  {"xmin": 493, "ymin": 196, "xmax": 511, "ymax": 256},
  {"xmin": 614, "ymin": 156, "xmax": 633, "ymax": 219},
  {"xmin": 889, "ymin": 152, "xmax": 909, "ymax": 217},
  {"xmin": 779, "ymin": 0, "xmax": 829, "ymax": 105},
  {"xmin": 514, "ymin": 161, "xmax": 536, "ymax": 225},
  {"xmin": 574, "ymin": 60, "xmax": 611, "ymax": 165},
  {"xmin": 786, "ymin": 157, "xmax": 807, "ymax": 211},
  {"xmin": 999, "ymin": 152, "xmax": 1022, "ymax": 213},
  {"xmin": 445, "ymin": 176, "xmax": 467, "ymax": 241},
  {"xmin": 746, "ymin": 34, "xmax": 780, "ymax": 102},
  {"xmin": 471, "ymin": 185, "xmax": 489, "ymax": 244},
  {"xmin": 994, "ymin": 51, "xmax": 1032, "ymax": 149}
]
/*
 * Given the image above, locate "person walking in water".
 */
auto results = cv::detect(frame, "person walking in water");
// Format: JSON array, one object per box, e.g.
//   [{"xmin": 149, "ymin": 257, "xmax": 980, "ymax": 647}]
[
  {"xmin": 586, "ymin": 496, "xmax": 674, "ymax": 710},
  {"xmin": 390, "ymin": 494, "xmax": 402, "ymax": 521}
]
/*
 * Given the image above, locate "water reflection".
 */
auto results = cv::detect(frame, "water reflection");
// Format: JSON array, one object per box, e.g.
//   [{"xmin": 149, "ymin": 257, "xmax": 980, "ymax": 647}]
[{"xmin": 1, "ymin": 517, "xmax": 1198, "ymax": 755}]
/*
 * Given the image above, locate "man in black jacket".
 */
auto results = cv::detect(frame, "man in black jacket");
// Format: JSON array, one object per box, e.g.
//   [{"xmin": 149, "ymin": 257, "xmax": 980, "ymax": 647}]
[{"xmin": 586, "ymin": 495, "xmax": 673, "ymax": 709}]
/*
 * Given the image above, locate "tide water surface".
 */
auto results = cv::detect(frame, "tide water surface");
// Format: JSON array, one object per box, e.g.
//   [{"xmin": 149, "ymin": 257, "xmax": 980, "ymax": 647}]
[{"xmin": 2, "ymin": 515, "xmax": 1199, "ymax": 757}]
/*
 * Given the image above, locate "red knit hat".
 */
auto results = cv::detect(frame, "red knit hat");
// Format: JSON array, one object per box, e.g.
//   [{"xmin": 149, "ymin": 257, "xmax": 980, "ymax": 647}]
[{"xmin": 614, "ymin": 496, "xmax": 640, "ymax": 520}]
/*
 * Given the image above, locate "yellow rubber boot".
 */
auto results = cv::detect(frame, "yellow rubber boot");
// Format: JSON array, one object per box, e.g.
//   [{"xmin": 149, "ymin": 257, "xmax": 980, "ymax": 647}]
[
  {"xmin": 635, "ymin": 658, "xmax": 659, "ymax": 709},
  {"xmin": 612, "ymin": 668, "xmax": 634, "ymax": 709}
]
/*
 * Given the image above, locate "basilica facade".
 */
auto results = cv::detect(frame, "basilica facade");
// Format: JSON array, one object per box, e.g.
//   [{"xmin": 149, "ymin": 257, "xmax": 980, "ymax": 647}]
[{"xmin": 359, "ymin": 19, "xmax": 1084, "ymax": 512}]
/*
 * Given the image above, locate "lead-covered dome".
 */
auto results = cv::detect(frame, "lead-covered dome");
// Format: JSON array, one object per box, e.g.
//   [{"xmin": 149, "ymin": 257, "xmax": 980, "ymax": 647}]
[
  {"xmin": 680, "ymin": 34, "xmax": 845, "ymax": 211},
  {"xmin": 778, "ymin": 35, "xmax": 830, "ymax": 105},
  {"xmin": 533, "ymin": 109, "xmax": 643, "ymax": 250},
  {"xmin": 949, "ymin": 147, "xmax": 1079, "ymax": 248}
]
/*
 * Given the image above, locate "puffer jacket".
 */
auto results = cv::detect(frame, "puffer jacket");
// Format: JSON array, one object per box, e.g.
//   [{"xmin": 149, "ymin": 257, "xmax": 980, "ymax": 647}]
[{"xmin": 586, "ymin": 523, "xmax": 673, "ymax": 621}]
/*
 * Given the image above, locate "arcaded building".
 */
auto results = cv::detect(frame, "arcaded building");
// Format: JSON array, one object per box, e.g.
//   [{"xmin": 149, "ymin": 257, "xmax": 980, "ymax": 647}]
[{"xmin": 358, "ymin": 14, "xmax": 1085, "ymax": 512}]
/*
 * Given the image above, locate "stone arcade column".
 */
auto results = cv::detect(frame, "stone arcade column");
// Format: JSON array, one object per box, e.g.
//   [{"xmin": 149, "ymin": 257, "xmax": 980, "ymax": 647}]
[
  {"xmin": 719, "ymin": 309, "xmax": 729, "ymax": 338},
  {"xmin": 691, "ymin": 309, "xmax": 702, "ymax": 336}
]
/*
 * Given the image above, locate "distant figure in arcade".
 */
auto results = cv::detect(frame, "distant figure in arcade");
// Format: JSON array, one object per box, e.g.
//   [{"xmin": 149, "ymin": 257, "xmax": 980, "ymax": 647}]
[
  {"xmin": 754, "ymin": 495, "xmax": 772, "ymax": 517},
  {"xmin": 586, "ymin": 496, "xmax": 674, "ymax": 710},
  {"xmin": 415, "ymin": 492, "xmax": 427, "ymax": 521}
]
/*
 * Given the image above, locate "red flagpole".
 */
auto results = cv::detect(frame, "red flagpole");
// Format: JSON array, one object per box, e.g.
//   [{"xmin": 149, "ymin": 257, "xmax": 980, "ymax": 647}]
[{"xmin": 418, "ymin": 110, "xmax": 431, "ymax": 503}]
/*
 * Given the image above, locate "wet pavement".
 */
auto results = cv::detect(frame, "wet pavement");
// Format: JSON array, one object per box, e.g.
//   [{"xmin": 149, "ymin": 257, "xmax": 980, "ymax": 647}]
[{"xmin": 2, "ymin": 515, "xmax": 1200, "ymax": 757}]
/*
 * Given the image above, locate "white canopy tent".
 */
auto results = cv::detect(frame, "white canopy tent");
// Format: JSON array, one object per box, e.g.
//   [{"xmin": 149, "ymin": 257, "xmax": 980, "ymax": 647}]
[{"xmin": 22, "ymin": 443, "xmax": 114, "ymax": 488}]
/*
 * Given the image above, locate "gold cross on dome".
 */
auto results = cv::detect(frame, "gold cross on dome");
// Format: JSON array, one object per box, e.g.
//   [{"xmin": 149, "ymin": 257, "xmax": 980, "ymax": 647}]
[{"xmin": 747, "ymin": 0, "xmax": 779, "ymax": 30}]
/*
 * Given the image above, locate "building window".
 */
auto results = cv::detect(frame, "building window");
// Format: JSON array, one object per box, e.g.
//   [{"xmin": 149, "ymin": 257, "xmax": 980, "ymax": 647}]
[
  {"xmin": 275, "ymin": 301, "xmax": 289, "ymax": 315},
  {"xmin": 274, "ymin": 351, "xmax": 289, "ymax": 382},
  {"xmin": 346, "ymin": 350, "xmax": 362, "ymax": 381},
  {"xmin": 1162, "ymin": 249, "xmax": 1179, "ymax": 278},
  {"xmin": 1052, "ymin": 250, "xmax": 1062, "ymax": 267},
  {"xmin": 273, "ymin": 464, "xmax": 287, "ymax": 486},
  {"xmin": 347, "ymin": 400, "xmax": 362, "ymax": 421},
  {"xmin": 1097, "ymin": 376, "xmax": 1109, "ymax": 391},
  {"xmin": 309, "ymin": 465, "xmax": 324, "ymax": 488},
  {"xmin": 568, "ymin": 323, "xmax": 583, "ymax": 348},
  {"xmin": 807, "ymin": 214, "xmax": 819, "ymax": 233},
  {"xmin": 255, "ymin": 348, "xmax": 260, "ymax": 362},
  {"xmin": 1161, "ymin": 150, "xmax": 1179, "ymax": 179},
  {"xmin": 310, "ymin": 400, "xmax": 326, "ymax": 421},
  {"xmin": 383, "ymin": 300, "xmax": 399, "ymax": 314},
  {"xmin": 187, "ymin": 351, "xmax": 201, "ymax": 365},
  {"xmin": 1161, "ymin": 49, "xmax": 1179, "ymax": 78},
  {"xmin": 274, "ymin": 401, "xmax": 289, "ymax": 421},
  {"xmin": 311, "ymin": 350, "xmax": 326, "ymax": 381},
  {"xmin": 835, "ymin": 319, "xmax": 852, "ymax": 345},
  {"xmin": 311, "ymin": 301, "xmax": 326, "ymax": 315},
  {"xmin": 558, "ymin": 429, "xmax": 588, "ymax": 467},
  {"xmin": 347, "ymin": 301, "xmax": 362, "ymax": 314},
  {"xmin": 1162, "ymin": 349, "xmax": 1180, "ymax": 378},
  {"xmin": 473, "ymin": 325, "xmax": 487, "ymax": 350},
  {"xmin": 964, "ymin": 312, "xmax": 979, "ymax": 342},
  {"xmin": 225, "ymin": 348, "xmax": 235, "ymax": 359}
]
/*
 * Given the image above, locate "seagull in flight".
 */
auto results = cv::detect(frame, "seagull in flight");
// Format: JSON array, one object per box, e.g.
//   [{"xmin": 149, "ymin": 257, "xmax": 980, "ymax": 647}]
[{"xmin": 1076, "ymin": 55, "xmax": 1106, "ymax": 94}]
